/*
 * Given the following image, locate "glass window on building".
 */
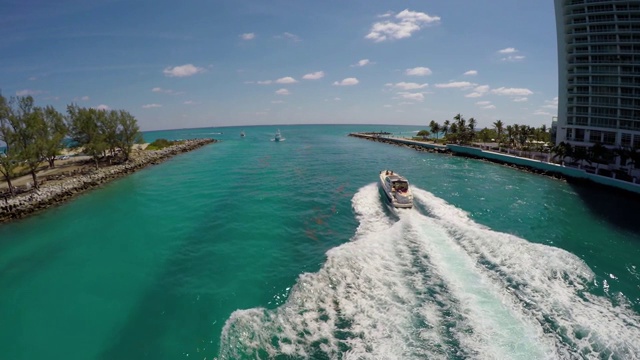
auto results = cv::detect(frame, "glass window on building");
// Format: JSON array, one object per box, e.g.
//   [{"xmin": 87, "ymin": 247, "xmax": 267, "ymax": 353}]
[
  {"xmin": 621, "ymin": 133, "xmax": 632, "ymax": 147},
  {"xmin": 590, "ymin": 130, "xmax": 602, "ymax": 143},
  {"xmin": 575, "ymin": 128, "xmax": 585, "ymax": 142},
  {"xmin": 566, "ymin": 128, "xmax": 574, "ymax": 141},
  {"xmin": 603, "ymin": 131, "xmax": 616, "ymax": 145}
]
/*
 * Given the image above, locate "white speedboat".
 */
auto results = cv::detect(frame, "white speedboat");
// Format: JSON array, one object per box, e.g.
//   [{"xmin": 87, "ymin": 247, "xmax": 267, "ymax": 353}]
[
  {"xmin": 379, "ymin": 170, "xmax": 413, "ymax": 208},
  {"xmin": 274, "ymin": 129, "xmax": 285, "ymax": 142}
]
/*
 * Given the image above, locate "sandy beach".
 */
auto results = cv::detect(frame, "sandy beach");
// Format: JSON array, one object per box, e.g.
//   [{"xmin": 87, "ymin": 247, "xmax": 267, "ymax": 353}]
[{"xmin": 0, "ymin": 139, "xmax": 214, "ymax": 222}]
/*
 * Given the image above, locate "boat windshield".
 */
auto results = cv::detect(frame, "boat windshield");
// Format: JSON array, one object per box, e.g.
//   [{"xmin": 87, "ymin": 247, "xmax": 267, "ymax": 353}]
[{"xmin": 394, "ymin": 181, "xmax": 409, "ymax": 192}]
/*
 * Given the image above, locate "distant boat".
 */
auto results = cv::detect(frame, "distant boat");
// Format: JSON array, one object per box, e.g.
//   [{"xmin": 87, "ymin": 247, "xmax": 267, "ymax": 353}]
[
  {"xmin": 273, "ymin": 129, "xmax": 285, "ymax": 142},
  {"xmin": 379, "ymin": 170, "xmax": 413, "ymax": 208},
  {"xmin": 240, "ymin": 130, "xmax": 245, "ymax": 137}
]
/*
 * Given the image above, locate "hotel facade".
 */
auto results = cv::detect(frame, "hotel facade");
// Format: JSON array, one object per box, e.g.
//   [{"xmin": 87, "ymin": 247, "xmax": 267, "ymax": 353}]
[{"xmin": 554, "ymin": 0, "xmax": 640, "ymax": 153}]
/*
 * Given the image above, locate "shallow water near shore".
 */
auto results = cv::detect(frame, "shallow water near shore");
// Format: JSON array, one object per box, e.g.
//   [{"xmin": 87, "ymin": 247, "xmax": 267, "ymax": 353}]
[{"xmin": 0, "ymin": 124, "xmax": 639, "ymax": 359}]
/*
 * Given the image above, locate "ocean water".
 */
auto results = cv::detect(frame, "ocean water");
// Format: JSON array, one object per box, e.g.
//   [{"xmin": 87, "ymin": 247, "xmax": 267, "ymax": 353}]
[{"xmin": 0, "ymin": 124, "xmax": 638, "ymax": 360}]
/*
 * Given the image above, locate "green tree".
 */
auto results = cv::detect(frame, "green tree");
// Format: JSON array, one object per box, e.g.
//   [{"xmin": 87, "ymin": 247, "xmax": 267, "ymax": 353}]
[
  {"xmin": 6, "ymin": 96, "xmax": 47, "ymax": 188},
  {"xmin": 0, "ymin": 95, "xmax": 19, "ymax": 195},
  {"xmin": 429, "ymin": 120, "xmax": 441, "ymax": 140},
  {"xmin": 67, "ymin": 104, "xmax": 107, "ymax": 168},
  {"xmin": 38, "ymin": 106, "xmax": 68, "ymax": 168},
  {"xmin": 552, "ymin": 141, "xmax": 572, "ymax": 164},
  {"xmin": 101, "ymin": 110, "xmax": 120, "ymax": 158},
  {"xmin": 442, "ymin": 120, "xmax": 450, "ymax": 139},
  {"xmin": 493, "ymin": 120, "xmax": 504, "ymax": 144},
  {"xmin": 115, "ymin": 110, "xmax": 141, "ymax": 161},
  {"xmin": 416, "ymin": 129, "xmax": 430, "ymax": 140}
]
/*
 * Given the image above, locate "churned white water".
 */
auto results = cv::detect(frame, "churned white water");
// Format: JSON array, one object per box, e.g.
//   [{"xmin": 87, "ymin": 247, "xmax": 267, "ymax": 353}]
[{"xmin": 218, "ymin": 184, "xmax": 640, "ymax": 359}]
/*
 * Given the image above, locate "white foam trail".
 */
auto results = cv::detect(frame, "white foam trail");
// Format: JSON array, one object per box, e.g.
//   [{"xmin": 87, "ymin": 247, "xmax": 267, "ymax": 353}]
[
  {"xmin": 217, "ymin": 185, "xmax": 640, "ymax": 359},
  {"xmin": 413, "ymin": 187, "xmax": 640, "ymax": 358}
]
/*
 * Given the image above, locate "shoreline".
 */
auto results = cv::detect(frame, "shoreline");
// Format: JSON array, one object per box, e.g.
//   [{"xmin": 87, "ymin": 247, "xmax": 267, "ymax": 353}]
[
  {"xmin": 348, "ymin": 133, "xmax": 640, "ymax": 197},
  {"xmin": 0, "ymin": 138, "xmax": 216, "ymax": 223}
]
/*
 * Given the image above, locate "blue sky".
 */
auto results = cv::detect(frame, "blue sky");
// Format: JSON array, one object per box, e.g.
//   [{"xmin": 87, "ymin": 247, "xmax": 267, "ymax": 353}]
[{"xmin": 1, "ymin": 0, "xmax": 559, "ymax": 131}]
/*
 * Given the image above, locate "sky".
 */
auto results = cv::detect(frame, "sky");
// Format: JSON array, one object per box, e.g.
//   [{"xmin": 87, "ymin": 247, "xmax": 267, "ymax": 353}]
[{"xmin": 1, "ymin": 0, "xmax": 560, "ymax": 131}]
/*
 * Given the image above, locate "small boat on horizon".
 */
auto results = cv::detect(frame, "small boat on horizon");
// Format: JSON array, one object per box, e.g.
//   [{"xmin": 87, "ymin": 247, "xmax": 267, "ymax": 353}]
[
  {"xmin": 379, "ymin": 170, "xmax": 413, "ymax": 208},
  {"xmin": 240, "ymin": 130, "xmax": 245, "ymax": 137},
  {"xmin": 273, "ymin": 129, "xmax": 285, "ymax": 142}
]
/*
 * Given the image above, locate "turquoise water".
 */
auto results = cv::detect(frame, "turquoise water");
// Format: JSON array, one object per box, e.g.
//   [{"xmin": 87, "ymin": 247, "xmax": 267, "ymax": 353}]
[{"xmin": 0, "ymin": 124, "xmax": 639, "ymax": 359}]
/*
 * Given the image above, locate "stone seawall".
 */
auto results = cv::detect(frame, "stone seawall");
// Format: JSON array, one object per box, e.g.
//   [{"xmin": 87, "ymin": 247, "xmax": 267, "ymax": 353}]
[
  {"xmin": 349, "ymin": 132, "xmax": 640, "ymax": 196},
  {"xmin": 0, "ymin": 138, "xmax": 216, "ymax": 223}
]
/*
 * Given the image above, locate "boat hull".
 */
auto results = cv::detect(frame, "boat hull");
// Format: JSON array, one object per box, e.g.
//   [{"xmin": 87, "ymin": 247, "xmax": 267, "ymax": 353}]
[{"xmin": 379, "ymin": 170, "xmax": 413, "ymax": 209}]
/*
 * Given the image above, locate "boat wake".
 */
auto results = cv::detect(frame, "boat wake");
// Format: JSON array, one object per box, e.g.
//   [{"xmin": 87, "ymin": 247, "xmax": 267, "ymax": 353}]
[{"xmin": 217, "ymin": 184, "xmax": 640, "ymax": 359}]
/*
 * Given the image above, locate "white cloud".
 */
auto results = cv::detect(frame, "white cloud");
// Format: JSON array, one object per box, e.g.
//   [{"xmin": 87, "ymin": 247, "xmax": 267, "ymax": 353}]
[
  {"xmin": 435, "ymin": 81, "xmax": 476, "ymax": 89},
  {"xmin": 271, "ymin": 100, "xmax": 285, "ymax": 104},
  {"xmin": 476, "ymin": 101, "xmax": 491, "ymax": 106},
  {"xmin": 276, "ymin": 32, "xmax": 301, "ymax": 42},
  {"xmin": 498, "ymin": 47, "xmax": 517, "ymax": 54},
  {"xmin": 28, "ymin": 76, "xmax": 37, "ymax": 81},
  {"xmin": 73, "ymin": 95, "xmax": 90, "ymax": 101},
  {"xmin": 378, "ymin": 11, "xmax": 394, "ymax": 18},
  {"xmin": 276, "ymin": 76, "xmax": 298, "ymax": 84},
  {"xmin": 366, "ymin": 9, "xmax": 440, "ymax": 42},
  {"xmin": 275, "ymin": 88, "xmax": 291, "ymax": 95},
  {"xmin": 405, "ymin": 67, "xmax": 432, "ymax": 76},
  {"xmin": 474, "ymin": 85, "xmax": 490, "ymax": 93},
  {"xmin": 240, "ymin": 33, "xmax": 255, "ymax": 40},
  {"xmin": 543, "ymin": 97, "xmax": 558, "ymax": 108},
  {"xmin": 398, "ymin": 92, "xmax": 424, "ymax": 101},
  {"xmin": 302, "ymin": 71, "xmax": 325, "ymax": 80},
  {"xmin": 513, "ymin": 97, "xmax": 528, "ymax": 102},
  {"xmin": 95, "ymin": 104, "xmax": 110, "ymax": 111},
  {"xmin": 383, "ymin": 104, "xmax": 392, "ymax": 108},
  {"xmin": 463, "ymin": 70, "xmax": 478, "ymax": 76},
  {"xmin": 497, "ymin": 48, "xmax": 525, "ymax": 61},
  {"xmin": 502, "ymin": 55, "xmax": 526, "ymax": 62},
  {"xmin": 15, "ymin": 89, "xmax": 43, "ymax": 96},
  {"xmin": 183, "ymin": 100, "xmax": 197, "ymax": 105},
  {"xmin": 152, "ymin": 87, "xmax": 174, "ymax": 94},
  {"xmin": 333, "ymin": 78, "xmax": 359, "ymax": 86},
  {"xmin": 257, "ymin": 80, "xmax": 272, "ymax": 85},
  {"xmin": 465, "ymin": 84, "xmax": 490, "ymax": 97},
  {"xmin": 334, "ymin": 97, "xmax": 341, "ymax": 101},
  {"xmin": 482, "ymin": 105, "xmax": 496, "ymax": 109},
  {"xmin": 352, "ymin": 59, "xmax": 372, "ymax": 67},
  {"xmin": 534, "ymin": 110, "xmax": 554, "ymax": 116},
  {"xmin": 491, "ymin": 87, "xmax": 533, "ymax": 96},
  {"xmin": 390, "ymin": 82, "xmax": 428, "ymax": 90},
  {"xmin": 142, "ymin": 103, "xmax": 162, "ymax": 109},
  {"xmin": 163, "ymin": 64, "xmax": 205, "ymax": 77}
]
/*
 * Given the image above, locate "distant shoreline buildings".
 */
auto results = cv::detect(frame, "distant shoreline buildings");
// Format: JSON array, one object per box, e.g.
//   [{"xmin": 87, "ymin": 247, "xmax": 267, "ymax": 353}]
[{"xmin": 554, "ymin": 0, "xmax": 640, "ymax": 157}]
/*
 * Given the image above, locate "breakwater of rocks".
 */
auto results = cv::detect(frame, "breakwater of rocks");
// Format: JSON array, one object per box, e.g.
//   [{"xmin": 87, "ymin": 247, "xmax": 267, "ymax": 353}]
[{"xmin": 0, "ymin": 138, "xmax": 216, "ymax": 223}]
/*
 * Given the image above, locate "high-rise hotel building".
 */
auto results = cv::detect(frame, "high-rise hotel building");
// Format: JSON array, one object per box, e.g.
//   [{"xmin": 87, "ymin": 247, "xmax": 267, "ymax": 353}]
[{"xmin": 554, "ymin": 0, "xmax": 640, "ymax": 151}]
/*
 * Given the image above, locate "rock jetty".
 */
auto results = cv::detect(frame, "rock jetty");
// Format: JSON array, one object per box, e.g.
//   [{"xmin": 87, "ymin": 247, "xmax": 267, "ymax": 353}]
[{"xmin": 0, "ymin": 138, "xmax": 216, "ymax": 223}]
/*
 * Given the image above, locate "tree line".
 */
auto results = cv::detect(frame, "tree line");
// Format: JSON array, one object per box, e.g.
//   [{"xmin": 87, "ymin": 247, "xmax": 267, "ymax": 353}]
[
  {"xmin": 418, "ymin": 114, "xmax": 640, "ymax": 175},
  {"xmin": 0, "ymin": 95, "xmax": 141, "ymax": 195},
  {"xmin": 418, "ymin": 114, "xmax": 550, "ymax": 150}
]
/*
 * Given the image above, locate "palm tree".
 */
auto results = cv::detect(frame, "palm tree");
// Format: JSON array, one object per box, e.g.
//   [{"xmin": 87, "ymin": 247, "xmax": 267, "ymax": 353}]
[
  {"xmin": 589, "ymin": 142, "xmax": 611, "ymax": 174},
  {"xmin": 493, "ymin": 120, "xmax": 504, "ymax": 144},
  {"xmin": 429, "ymin": 120, "xmax": 441, "ymax": 141},
  {"xmin": 505, "ymin": 125, "xmax": 514, "ymax": 149},
  {"xmin": 467, "ymin": 117, "xmax": 477, "ymax": 143},
  {"xmin": 552, "ymin": 141, "xmax": 572, "ymax": 164},
  {"xmin": 442, "ymin": 120, "xmax": 450, "ymax": 139}
]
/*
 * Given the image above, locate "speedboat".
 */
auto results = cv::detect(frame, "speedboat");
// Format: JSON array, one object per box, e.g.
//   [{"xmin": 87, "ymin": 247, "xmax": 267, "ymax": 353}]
[
  {"xmin": 240, "ymin": 130, "xmax": 245, "ymax": 137},
  {"xmin": 379, "ymin": 170, "xmax": 413, "ymax": 208},
  {"xmin": 274, "ymin": 129, "xmax": 285, "ymax": 142}
]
